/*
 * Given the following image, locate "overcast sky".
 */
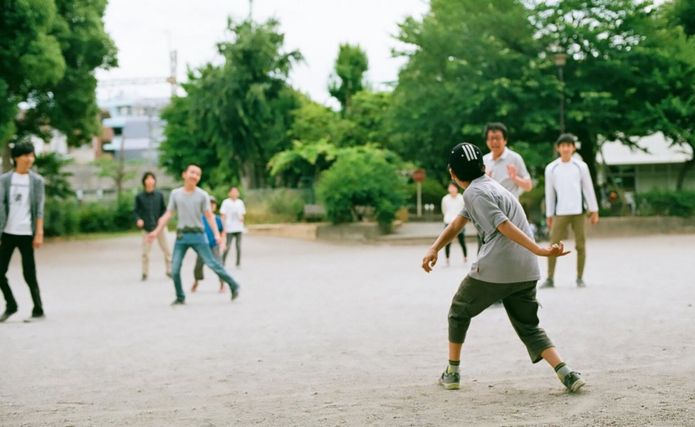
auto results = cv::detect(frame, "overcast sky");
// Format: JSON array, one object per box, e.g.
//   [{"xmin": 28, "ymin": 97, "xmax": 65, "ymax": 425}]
[{"xmin": 96, "ymin": 0, "xmax": 429, "ymax": 106}]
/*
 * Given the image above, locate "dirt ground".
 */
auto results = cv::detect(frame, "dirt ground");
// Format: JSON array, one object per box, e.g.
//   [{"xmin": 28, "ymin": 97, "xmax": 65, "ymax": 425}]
[{"xmin": 1, "ymin": 232, "xmax": 694, "ymax": 426}]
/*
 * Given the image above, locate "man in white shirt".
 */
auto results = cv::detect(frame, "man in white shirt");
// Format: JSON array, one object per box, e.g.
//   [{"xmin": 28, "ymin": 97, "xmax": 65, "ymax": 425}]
[
  {"xmin": 482, "ymin": 122, "xmax": 533, "ymax": 198},
  {"xmin": 220, "ymin": 187, "xmax": 246, "ymax": 267},
  {"xmin": 0, "ymin": 142, "xmax": 46, "ymax": 322},
  {"xmin": 541, "ymin": 134, "xmax": 599, "ymax": 288},
  {"xmin": 441, "ymin": 182, "xmax": 468, "ymax": 265}
]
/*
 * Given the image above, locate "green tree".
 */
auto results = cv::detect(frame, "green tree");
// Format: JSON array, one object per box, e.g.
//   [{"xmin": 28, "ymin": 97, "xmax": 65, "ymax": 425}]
[
  {"xmin": 34, "ymin": 152, "xmax": 74, "ymax": 199},
  {"xmin": 0, "ymin": 0, "xmax": 116, "ymax": 165},
  {"xmin": 328, "ymin": 44, "xmax": 369, "ymax": 115},
  {"xmin": 345, "ymin": 90, "xmax": 392, "ymax": 147},
  {"xmin": 390, "ymin": 0, "xmax": 556, "ymax": 182},
  {"xmin": 160, "ymin": 18, "xmax": 301, "ymax": 188},
  {"xmin": 626, "ymin": 2, "xmax": 695, "ymax": 190},
  {"xmin": 530, "ymin": 0, "xmax": 662, "ymax": 185}
]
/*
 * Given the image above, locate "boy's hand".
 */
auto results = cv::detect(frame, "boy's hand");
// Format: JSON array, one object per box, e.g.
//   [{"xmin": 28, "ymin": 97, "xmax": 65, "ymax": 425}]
[
  {"xmin": 506, "ymin": 164, "xmax": 518, "ymax": 179},
  {"xmin": 146, "ymin": 231, "xmax": 158, "ymax": 243},
  {"xmin": 537, "ymin": 241, "xmax": 570, "ymax": 257},
  {"xmin": 422, "ymin": 247, "xmax": 439, "ymax": 273},
  {"xmin": 136, "ymin": 219, "xmax": 144, "ymax": 229}
]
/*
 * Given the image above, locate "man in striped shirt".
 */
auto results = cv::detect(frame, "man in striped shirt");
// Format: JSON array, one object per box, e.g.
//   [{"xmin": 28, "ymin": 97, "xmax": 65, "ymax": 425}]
[{"xmin": 541, "ymin": 134, "xmax": 599, "ymax": 288}]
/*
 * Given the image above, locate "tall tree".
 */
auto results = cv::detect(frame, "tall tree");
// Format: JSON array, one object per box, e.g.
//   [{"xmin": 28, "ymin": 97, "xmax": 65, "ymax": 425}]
[
  {"xmin": 0, "ymin": 0, "xmax": 116, "ymax": 163},
  {"xmin": 530, "ymin": 0, "xmax": 659, "ymax": 185},
  {"xmin": 627, "ymin": 1, "xmax": 695, "ymax": 189},
  {"xmin": 390, "ymin": 0, "xmax": 556, "ymax": 181},
  {"xmin": 160, "ymin": 18, "xmax": 301, "ymax": 188},
  {"xmin": 328, "ymin": 43, "xmax": 369, "ymax": 115}
]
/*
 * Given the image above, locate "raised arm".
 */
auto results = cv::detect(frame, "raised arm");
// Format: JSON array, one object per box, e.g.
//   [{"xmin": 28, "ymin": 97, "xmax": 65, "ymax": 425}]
[{"xmin": 147, "ymin": 210, "xmax": 173, "ymax": 242}]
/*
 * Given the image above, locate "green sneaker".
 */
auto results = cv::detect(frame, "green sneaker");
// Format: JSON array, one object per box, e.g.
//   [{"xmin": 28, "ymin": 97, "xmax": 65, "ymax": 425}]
[
  {"xmin": 539, "ymin": 278, "xmax": 554, "ymax": 288},
  {"xmin": 562, "ymin": 371, "xmax": 586, "ymax": 392},
  {"xmin": 438, "ymin": 369, "xmax": 460, "ymax": 390}
]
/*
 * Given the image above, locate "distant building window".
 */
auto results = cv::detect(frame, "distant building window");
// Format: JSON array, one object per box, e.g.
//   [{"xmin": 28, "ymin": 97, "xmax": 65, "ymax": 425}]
[{"xmin": 608, "ymin": 165, "xmax": 636, "ymax": 191}]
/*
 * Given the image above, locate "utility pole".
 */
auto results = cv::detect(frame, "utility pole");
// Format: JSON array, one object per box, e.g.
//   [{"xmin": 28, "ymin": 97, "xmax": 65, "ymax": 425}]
[
  {"xmin": 248, "ymin": 0, "xmax": 254, "ymax": 20},
  {"xmin": 167, "ymin": 50, "xmax": 178, "ymax": 98}
]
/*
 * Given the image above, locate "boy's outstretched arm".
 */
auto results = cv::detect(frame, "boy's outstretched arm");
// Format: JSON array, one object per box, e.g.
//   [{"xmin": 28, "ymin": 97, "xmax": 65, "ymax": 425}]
[
  {"xmin": 497, "ymin": 220, "xmax": 570, "ymax": 257},
  {"xmin": 147, "ymin": 211, "xmax": 173, "ymax": 242},
  {"xmin": 422, "ymin": 215, "xmax": 468, "ymax": 272}
]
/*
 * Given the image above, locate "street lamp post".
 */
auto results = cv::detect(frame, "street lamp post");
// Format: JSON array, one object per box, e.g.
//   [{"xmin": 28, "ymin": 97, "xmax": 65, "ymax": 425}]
[{"xmin": 553, "ymin": 52, "xmax": 567, "ymax": 133}]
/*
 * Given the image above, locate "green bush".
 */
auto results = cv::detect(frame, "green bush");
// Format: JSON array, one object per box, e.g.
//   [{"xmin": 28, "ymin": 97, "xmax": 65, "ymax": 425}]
[
  {"xmin": 317, "ymin": 148, "xmax": 405, "ymax": 232},
  {"xmin": 44, "ymin": 197, "xmax": 79, "ymax": 237},
  {"xmin": 267, "ymin": 189, "xmax": 305, "ymax": 221},
  {"xmin": 78, "ymin": 198, "xmax": 137, "ymax": 233},
  {"xmin": 637, "ymin": 190, "xmax": 695, "ymax": 217}
]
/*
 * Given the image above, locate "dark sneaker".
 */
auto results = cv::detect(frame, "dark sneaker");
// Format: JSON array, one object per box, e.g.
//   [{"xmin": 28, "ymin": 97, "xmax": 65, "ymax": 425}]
[
  {"xmin": 141, "ymin": 274, "xmax": 148, "ymax": 282},
  {"xmin": 24, "ymin": 314, "xmax": 45, "ymax": 323},
  {"xmin": 562, "ymin": 371, "xmax": 586, "ymax": 393},
  {"xmin": 231, "ymin": 288, "xmax": 240, "ymax": 301},
  {"xmin": 576, "ymin": 278, "xmax": 586, "ymax": 288},
  {"xmin": 0, "ymin": 308, "xmax": 18, "ymax": 323},
  {"xmin": 166, "ymin": 271, "xmax": 173, "ymax": 279},
  {"xmin": 539, "ymin": 278, "xmax": 554, "ymax": 288},
  {"xmin": 191, "ymin": 281, "xmax": 199, "ymax": 292},
  {"xmin": 438, "ymin": 369, "xmax": 460, "ymax": 390},
  {"xmin": 171, "ymin": 299, "xmax": 185, "ymax": 306}
]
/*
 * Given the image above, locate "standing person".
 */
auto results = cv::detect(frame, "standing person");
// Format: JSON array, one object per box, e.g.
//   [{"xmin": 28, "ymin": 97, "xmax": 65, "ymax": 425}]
[
  {"xmin": 147, "ymin": 164, "xmax": 240, "ymax": 305},
  {"xmin": 0, "ymin": 142, "xmax": 46, "ymax": 323},
  {"xmin": 441, "ymin": 182, "xmax": 468, "ymax": 265},
  {"xmin": 191, "ymin": 196, "xmax": 225, "ymax": 293},
  {"xmin": 421, "ymin": 142, "xmax": 585, "ymax": 393},
  {"xmin": 220, "ymin": 187, "xmax": 245, "ymax": 268},
  {"xmin": 482, "ymin": 122, "xmax": 533, "ymax": 198},
  {"xmin": 134, "ymin": 172, "xmax": 172, "ymax": 281},
  {"xmin": 541, "ymin": 133, "xmax": 599, "ymax": 289}
]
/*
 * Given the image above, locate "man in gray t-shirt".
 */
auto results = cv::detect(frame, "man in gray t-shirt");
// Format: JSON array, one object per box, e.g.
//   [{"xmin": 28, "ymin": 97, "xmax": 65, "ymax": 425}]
[
  {"xmin": 148, "ymin": 164, "xmax": 240, "ymax": 305},
  {"xmin": 482, "ymin": 122, "xmax": 533, "ymax": 198},
  {"xmin": 421, "ymin": 142, "xmax": 585, "ymax": 394}
]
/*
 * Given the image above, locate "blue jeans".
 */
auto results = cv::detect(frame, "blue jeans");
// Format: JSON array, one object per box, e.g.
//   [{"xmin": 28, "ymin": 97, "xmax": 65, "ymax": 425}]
[{"xmin": 171, "ymin": 233, "xmax": 240, "ymax": 301}]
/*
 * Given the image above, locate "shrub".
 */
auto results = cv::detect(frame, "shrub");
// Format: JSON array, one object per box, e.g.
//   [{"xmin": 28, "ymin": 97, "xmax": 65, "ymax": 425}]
[
  {"xmin": 637, "ymin": 190, "xmax": 695, "ymax": 217},
  {"xmin": 44, "ymin": 197, "xmax": 79, "ymax": 237},
  {"xmin": 78, "ymin": 198, "xmax": 137, "ymax": 233},
  {"xmin": 317, "ymin": 147, "xmax": 405, "ymax": 232}
]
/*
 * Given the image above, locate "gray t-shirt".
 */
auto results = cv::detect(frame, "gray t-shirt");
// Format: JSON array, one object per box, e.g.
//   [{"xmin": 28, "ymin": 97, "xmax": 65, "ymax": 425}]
[
  {"xmin": 482, "ymin": 147, "xmax": 530, "ymax": 198},
  {"xmin": 461, "ymin": 175, "xmax": 540, "ymax": 283},
  {"xmin": 167, "ymin": 187, "xmax": 211, "ymax": 230}
]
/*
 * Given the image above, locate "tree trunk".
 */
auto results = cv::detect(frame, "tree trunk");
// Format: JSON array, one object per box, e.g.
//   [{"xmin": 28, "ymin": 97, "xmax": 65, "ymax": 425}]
[
  {"xmin": 2, "ymin": 143, "xmax": 11, "ymax": 172},
  {"xmin": 676, "ymin": 157, "xmax": 695, "ymax": 191},
  {"xmin": 577, "ymin": 133, "xmax": 601, "ymax": 200}
]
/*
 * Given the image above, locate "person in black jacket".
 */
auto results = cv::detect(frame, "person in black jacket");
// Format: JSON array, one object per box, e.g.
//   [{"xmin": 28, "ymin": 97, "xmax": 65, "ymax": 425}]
[{"xmin": 134, "ymin": 172, "xmax": 171, "ymax": 281}]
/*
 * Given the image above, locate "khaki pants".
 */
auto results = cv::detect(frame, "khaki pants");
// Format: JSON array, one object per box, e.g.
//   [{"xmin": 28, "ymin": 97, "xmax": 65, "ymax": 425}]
[
  {"xmin": 547, "ymin": 214, "xmax": 586, "ymax": 279},
  {"xmin": 142, "ymin": 230, "xmax": 172, "ymax": 277}
]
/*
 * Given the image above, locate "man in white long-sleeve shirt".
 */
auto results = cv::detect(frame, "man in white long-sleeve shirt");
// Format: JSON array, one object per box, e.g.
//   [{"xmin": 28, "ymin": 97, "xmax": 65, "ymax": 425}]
[{"xmin": 541, "ymin": 134, "xmax": 599, "ymax": 288}]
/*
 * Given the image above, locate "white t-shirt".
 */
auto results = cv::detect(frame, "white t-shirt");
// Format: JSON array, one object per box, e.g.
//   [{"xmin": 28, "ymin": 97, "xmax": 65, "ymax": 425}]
[
  {"xmin": 220, "ymin": 198, "xmax": 246, "ymax": 233},
  {"xmin": 544, "ymin": 157, "xmax": 599, "ymax": 217},
  {"xmin": 4, "ymin": 173, "xmax": 32, "ymax": 235},
  {"xmin": 441, "ymin": 193, "xmax": 465, "ymax": 224}
]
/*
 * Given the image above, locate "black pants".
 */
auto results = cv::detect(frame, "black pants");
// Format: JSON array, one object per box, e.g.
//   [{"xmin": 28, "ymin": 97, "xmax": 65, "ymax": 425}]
[
  {"xmin": 0, "ymin": 233, "xmax": 43, "ymax": 315},
  {"xmin": 448, "ymin": 276, "xmax": 553, "ymax": 363},
  {"xmin": 444, "ymin": 224, "xmax": 467, "ymax": 258},
  {"xmin": 222, "ymin": 232, "xmax": 242, "ymax": 266}
]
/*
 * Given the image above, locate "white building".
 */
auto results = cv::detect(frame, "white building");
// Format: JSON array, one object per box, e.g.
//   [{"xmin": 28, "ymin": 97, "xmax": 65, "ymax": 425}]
[{"xmin": 597, "ymin": 132, "xmax": 695, "ymax": 192}]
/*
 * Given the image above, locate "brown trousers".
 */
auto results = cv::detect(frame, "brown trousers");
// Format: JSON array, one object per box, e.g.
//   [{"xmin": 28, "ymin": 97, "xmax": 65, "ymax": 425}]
[
  {"xmin": 547, "ymin": 214, "xmax": 586, "ymax": 279},
  {"xmin": 142, "ymin": 230, "xmax": 172, "ymax": 276}
]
